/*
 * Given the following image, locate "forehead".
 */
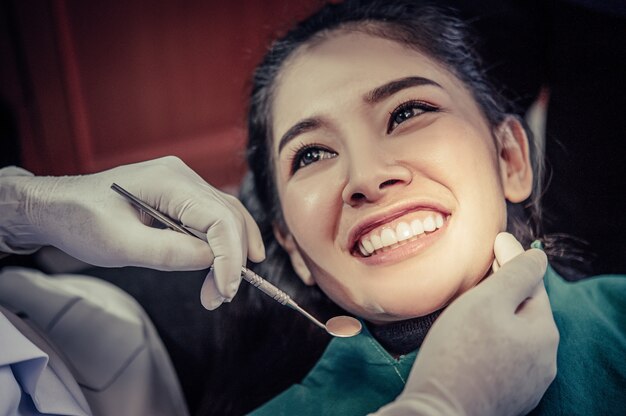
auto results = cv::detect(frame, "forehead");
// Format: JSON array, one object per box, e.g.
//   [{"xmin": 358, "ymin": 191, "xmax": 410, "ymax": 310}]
[{"xmin": 271, "ymin": 31, "xmax": 477, "ymax": 146}]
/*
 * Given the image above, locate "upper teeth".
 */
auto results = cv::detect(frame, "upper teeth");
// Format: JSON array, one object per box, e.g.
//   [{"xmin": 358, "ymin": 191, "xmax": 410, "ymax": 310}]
[{"xmin": 358, "ymin": 213, "xmax": 445, "ymax": 256}]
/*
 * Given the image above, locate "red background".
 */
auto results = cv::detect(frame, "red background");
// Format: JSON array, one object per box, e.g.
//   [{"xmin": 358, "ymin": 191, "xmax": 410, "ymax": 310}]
[{"xmin": 1, "ymin": 0, "xmax": 322, "ymax": 188}]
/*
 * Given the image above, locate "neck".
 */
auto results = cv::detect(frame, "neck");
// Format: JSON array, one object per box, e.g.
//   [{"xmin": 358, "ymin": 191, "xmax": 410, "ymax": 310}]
[{"xmin": 366, "ymin": 309, "xmax": 443, "ymax": 356}]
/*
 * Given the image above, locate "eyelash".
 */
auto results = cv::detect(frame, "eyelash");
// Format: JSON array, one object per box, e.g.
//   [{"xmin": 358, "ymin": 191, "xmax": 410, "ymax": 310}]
[
  {"xmin": 290, "ymin": 142, "xmax": 338, "ymax": 174},
  {"xmin": 387, "ymin": 100, "xmax": 440, "ymax": 133}
]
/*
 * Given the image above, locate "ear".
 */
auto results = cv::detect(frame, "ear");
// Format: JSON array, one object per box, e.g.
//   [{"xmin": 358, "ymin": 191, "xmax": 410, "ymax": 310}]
[
  {"xmin": 496, "ymin": 116, "xmax": 533, "ymax": 203},
  {"xmin": 273, "ymin": 224, "xmax": 315, "ymax": 286}
]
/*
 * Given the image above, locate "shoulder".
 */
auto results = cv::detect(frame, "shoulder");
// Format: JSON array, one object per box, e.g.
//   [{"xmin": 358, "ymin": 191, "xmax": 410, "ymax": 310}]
[
  {"xmin": 544, "ymin": 266, "xmax": 626, "ymax": 324},
  {"xmin": 534, "ymin": 266, "xmax": 626, "ymax": 415},
  {"xmin": 544, "ymin": 266, "xmax": 626, "ymax": 351}
]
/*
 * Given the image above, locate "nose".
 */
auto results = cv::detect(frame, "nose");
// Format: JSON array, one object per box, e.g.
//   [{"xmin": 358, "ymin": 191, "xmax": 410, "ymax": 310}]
[{"xmin": 341, "ymin": 152, "xmax": 412, "ymax": 207}]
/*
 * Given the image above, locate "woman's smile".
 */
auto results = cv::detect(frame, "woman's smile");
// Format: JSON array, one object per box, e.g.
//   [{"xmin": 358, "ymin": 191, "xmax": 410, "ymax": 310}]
[{"xmin": 348, "ymin": 203, "xmax": 450, "ymax": 259}]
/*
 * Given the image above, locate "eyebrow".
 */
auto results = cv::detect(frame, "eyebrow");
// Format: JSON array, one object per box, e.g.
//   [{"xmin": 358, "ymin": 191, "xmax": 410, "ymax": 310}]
[
  {"xmin": 365, "ymin": 76, "xmax": 442, "ymax": 103},
  {"xmin": 277, "ymin": 76, "xmax": 442, "ymax": 154},
  {"xmin": 278, "ymin": 118, "xmax": 321, "ymax": 154}
]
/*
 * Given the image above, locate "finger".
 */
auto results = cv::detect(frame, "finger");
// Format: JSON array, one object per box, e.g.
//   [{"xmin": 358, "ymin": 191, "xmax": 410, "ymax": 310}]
[
  {"xmin": 494, "ymin": 232, "xmax": 524, "ymax": 265},
  {"xmin": 492, "ymin": 258, "xmax": 500, "ymax": 273},
  {"xmin": 219, "ymin": 195, "xmax": 250, "ymax": 265},
  {"xmin": 159, "ymin": 155, "xmax": 209, "ymax": 184},
  {"xmin": 478, "ymin": 248, "xmax": 548, "ymax": 309},
  {"xmin": 224, "ymin": 195, "xmax": 265, "ymax": 262},
  {"xmin": 205, "ymin": 216, "xmax": 244, "ymax": 300},
  {"xmin": 200, "ymin": 268, "xmax": 227, "ymax": 310},
  {"xmin": 119, "ymin": 224, "xmax": 215, "ymax": 270}
]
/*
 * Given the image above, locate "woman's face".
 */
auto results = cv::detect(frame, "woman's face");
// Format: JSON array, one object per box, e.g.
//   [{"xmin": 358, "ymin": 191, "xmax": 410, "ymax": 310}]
[{"xmin": 271, "ymin": 32, "xmax": 530, "ymax": 323}]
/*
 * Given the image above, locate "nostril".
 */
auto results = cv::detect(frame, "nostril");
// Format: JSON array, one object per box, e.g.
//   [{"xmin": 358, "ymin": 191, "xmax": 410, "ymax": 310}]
[
  {"xmin": 380, "ymin": 179, "xmax": 400, "ymax": 189},
  {"xmin": 351, "ymin": 192, "xmax": 366, "ymax": 202}
]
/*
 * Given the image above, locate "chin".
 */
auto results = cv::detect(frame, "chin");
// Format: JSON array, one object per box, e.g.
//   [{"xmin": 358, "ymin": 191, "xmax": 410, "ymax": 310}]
[
  {"xmin": 349, "ymin": 290, "xmax": 452, "ymax": 323},
  {"xmin": 360, "ymin": 307, "xmax": 441, "ymax": 325}
]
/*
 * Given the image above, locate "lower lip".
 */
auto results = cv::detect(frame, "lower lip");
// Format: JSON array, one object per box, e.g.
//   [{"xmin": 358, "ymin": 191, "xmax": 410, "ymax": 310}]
[{"xmin": 354, "ymin": 222, "xmax": 447, "ymax": 266}]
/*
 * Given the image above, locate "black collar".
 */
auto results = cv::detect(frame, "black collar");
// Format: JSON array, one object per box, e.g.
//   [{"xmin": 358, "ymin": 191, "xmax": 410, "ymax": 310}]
[{"xmin": 366, "ymin": 309, "xmax": 443, "ymax": 356}]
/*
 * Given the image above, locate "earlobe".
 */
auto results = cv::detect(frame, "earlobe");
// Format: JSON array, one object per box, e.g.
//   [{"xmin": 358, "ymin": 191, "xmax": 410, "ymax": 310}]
[
  {"xmin": 497, "ymin": 116, "xmax": 533, "ymax": 203},
  {"xmin": 273, "ymin": 224, "xmax": 315, "ymax": 286}
]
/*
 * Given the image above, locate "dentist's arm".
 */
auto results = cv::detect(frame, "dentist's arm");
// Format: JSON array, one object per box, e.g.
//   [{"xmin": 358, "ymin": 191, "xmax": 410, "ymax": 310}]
[
  {"xmin": 0, "ymin": 156, "xmax": 264, "ymax": 309},
  {"xmin": 373, "ymin": 233, "xmax": 558, "ymax": 416}
]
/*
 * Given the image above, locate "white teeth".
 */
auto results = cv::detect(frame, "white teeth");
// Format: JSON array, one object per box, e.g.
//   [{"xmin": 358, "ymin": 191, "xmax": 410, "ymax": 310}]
[
  {"xmin": 410, "ymin": 219, "xmax": 424, "ymax": 235},
  {"xmin": 435, "ymin": 214, "xmax": 444, "ymax": 228},
  {"xmin": 362, "ymin": 238, "xmax": 375, "ymax": 254},
  {"xmin": 422, "ymin": 216, "xmax": 436, "ymax": 232},
  {"xmin": 371, "ymin": 234, "xmax": 383, "ymax": 250},
  {"xmin": 380, "ymin": 228, "xmax": 398, "ymax": 246},
  {"xmin": 356, "ymin": 212, "xmax": 448, "ymax": 256},
  {"xmin": 396, "ymin": 222, "xmax": 412, "ymax": 241}
]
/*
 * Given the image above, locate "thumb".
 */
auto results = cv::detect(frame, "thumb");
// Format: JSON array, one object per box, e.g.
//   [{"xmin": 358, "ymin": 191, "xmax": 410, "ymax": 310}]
[
  {"xmin": 480, "ymin": 248, "xmax": 548, "ymax": 310},
  {"xmin": 494, "ymin": 232, "xmax": 524, "ymax": 265}
]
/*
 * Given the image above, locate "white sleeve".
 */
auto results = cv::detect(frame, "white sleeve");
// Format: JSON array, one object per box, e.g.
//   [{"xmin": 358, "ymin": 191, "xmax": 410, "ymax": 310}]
[
  {"xmin": 0, "ymin": 267, "xmax": 189, "ymax": 416},
  {"xmin": 0, "ymin": 166, "xmax": 41, "ymax": 256}
]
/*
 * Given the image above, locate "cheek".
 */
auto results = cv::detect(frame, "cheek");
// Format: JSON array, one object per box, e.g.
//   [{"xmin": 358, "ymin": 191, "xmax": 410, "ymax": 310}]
[
  {"xmin": 439, "ymin": 125, "xmax": 502, "ymax": 197},
  {"xmin": 280, "ymin": 178, "xmax": 339, "ymax": 252},
  {"xmin": 395, "ymin": 119, "xmax": 499, "ymax": 169}
]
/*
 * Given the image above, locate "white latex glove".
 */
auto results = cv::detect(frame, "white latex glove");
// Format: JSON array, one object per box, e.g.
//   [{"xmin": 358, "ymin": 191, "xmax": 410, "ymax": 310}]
[
  {"xmin": 0, "ymin": 156, "xmax": 265, "ymax": 309},
  {"xmin": 372, "ymin": 232, "xmax": 558, "ymax": 416}
]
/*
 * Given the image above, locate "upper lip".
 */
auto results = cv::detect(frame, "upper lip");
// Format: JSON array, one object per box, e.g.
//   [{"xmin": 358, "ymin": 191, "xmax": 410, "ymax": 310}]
[{"xmin": 346, "ymin": 200, "xmax": 451, "ymax": 252}]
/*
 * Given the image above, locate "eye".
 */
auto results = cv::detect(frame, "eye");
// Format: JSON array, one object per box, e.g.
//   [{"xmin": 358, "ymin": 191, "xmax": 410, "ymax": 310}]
[
  {"xmin": 291, "ymin": 144, "xmax": 337, "ymax": 174},
  {"xmin": 387, "ymin": 100, "xmax": 439, "ymax": 133}
]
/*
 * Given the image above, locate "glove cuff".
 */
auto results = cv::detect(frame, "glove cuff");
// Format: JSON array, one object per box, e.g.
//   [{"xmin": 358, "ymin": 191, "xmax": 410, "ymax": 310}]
[{"xmin": 0, "ymin": 169, "xmax": 61, "ymax": 253}]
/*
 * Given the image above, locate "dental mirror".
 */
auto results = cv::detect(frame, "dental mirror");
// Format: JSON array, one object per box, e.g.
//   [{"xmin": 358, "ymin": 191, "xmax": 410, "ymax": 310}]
[
  {"xmin": 240, "ymin": 266, "xmax": 362, "ymax": 338},
  {"xmin": 325, "ymin": 315, "xmax": 363, "ymax": 338}
]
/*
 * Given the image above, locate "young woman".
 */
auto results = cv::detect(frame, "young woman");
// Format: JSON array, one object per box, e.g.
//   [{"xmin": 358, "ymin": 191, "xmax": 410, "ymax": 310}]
[{"xmin": 203, "ymin": 0, "xmax": 624, "ymax": 415}]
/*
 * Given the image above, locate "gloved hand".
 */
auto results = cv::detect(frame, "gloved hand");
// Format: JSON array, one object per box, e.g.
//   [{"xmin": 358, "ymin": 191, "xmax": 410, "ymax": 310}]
[
  {"xmin": 372, "ymin": 233, "xmax": 558, "ymax": 416},
  {"xmin": 0, "ymin": 157, "xmax": 265, "ymax": 309}
]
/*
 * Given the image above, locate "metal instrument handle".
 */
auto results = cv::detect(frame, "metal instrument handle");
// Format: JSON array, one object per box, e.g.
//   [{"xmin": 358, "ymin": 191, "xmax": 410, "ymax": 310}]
[{"xmin": 240, "ymin": 267, "xmax": 291, "ymax": 305}]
